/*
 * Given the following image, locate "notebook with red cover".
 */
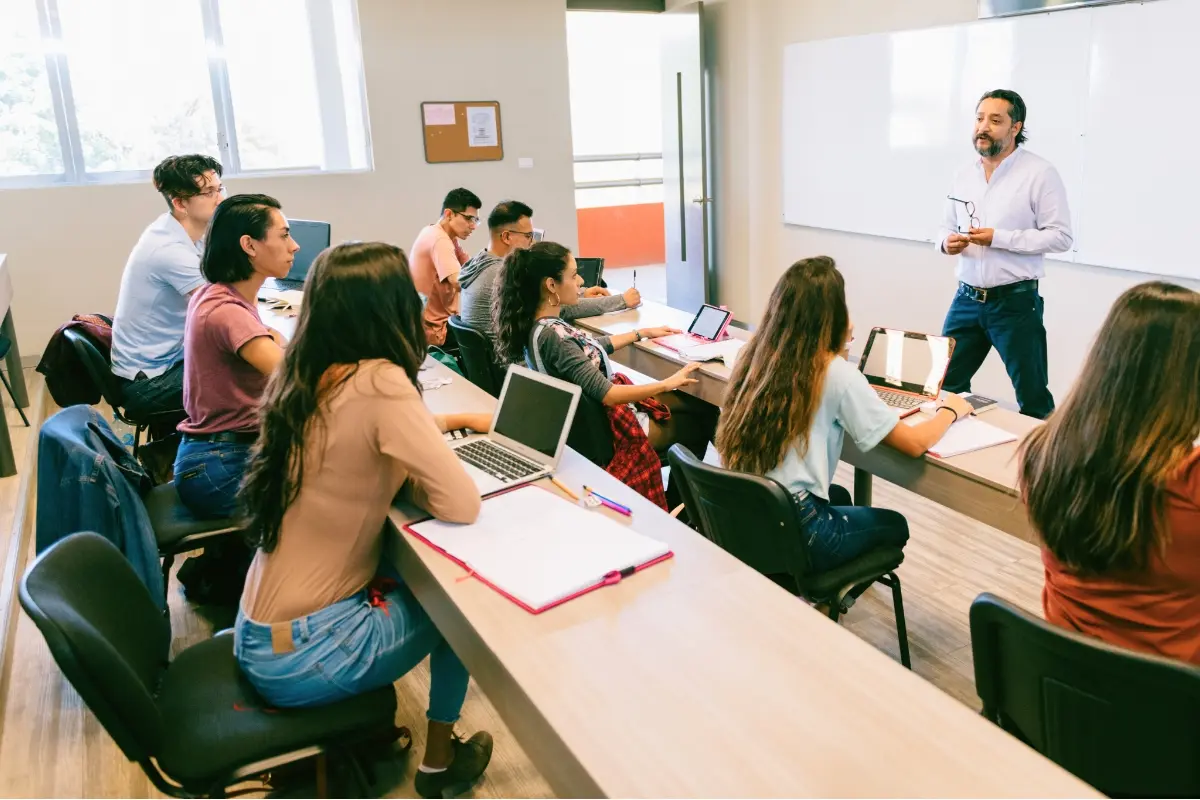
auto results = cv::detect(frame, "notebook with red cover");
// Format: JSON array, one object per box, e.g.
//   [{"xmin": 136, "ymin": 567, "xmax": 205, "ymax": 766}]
[{"xmin": 403, "ymin": 484, "xmax": 672, "ymax": 614}]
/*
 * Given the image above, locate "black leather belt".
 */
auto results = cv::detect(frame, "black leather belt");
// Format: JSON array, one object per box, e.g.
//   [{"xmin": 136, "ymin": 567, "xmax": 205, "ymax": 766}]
[
  {"xmin": 958, "ymin": 279, "xmax": 1038, "ymax": 303},
  {"xmin": 182, "ymin": 431, "xmax": 258, "ymax": 445}
]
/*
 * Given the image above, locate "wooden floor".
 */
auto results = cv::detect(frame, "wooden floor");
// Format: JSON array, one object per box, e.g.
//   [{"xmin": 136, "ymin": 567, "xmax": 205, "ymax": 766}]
[{"xmin": 0, "ymin": 394, "xmax": 1045, "ymax": 798}]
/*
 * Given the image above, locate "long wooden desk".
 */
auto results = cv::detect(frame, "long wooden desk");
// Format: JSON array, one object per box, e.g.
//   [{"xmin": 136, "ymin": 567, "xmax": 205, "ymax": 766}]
[
  {"xmin": 575, "ymin": 302, "xmax": 1040, "ymax": 544},
  {"xmin": 258, "ymin": 300, "xmax": 1092, "ymax": 797}
]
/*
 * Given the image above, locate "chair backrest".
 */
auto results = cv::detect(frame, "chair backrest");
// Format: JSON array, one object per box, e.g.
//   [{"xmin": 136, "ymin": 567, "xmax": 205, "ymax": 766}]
[
  {"xmin": 970, "ymin": 592, "xmax": 1200, "ymax": 797},
  {"xmin": 566, "ymin": 396, "xmax": 616, "ymax": 467},
  {"xmin": 666, "ymin": 444, "xmax": 810, "ymax": 583},
  {"xmin": 19, "ymin": 532, "xmax": 170, "ymax": 764},
  {"xmin": 62, "ymin": 327, "xmax": 126, "ymax": 410},
  {"xmin": 447, "ymin": 315, "xmax": 504, "ymax": 397}
]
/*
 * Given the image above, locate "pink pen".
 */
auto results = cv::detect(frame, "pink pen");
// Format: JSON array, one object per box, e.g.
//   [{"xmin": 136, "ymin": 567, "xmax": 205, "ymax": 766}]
[{"xmin": 583, "ymin": 486, "xmax": 633, "ymax": 517}]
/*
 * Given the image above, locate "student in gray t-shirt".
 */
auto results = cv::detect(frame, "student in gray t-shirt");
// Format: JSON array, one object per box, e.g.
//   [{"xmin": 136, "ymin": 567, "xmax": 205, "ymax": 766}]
[{"xmin": 457, "ymin": 200, "xmax": 640, "ymax": 333}]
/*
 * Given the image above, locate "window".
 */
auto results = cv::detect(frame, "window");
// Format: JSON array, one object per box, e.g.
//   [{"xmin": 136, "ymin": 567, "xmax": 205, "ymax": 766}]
[
  {"xmin": 0, "ymin": 0, "xmax": 372, "ymax": 188},
  {"xmin": 0, "ymin": 0, "xmax": 63, "ymax": 178}
]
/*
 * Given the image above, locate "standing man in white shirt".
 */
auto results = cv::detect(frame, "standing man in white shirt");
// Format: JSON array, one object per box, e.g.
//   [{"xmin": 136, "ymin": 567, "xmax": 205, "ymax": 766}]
[
  {"xmin": 112, "ymin": 154, "xmax": 225, "ymax": 419},
  {"xmin": 938, "ymin": 90, "xmax": 1072, "ymax": 419}
]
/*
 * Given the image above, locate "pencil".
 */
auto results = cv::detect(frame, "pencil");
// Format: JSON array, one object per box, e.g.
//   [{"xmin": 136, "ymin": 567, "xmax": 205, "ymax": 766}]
[{"xmin": 550, "ymin": 476, "xmax": 580, "ymax": 501}]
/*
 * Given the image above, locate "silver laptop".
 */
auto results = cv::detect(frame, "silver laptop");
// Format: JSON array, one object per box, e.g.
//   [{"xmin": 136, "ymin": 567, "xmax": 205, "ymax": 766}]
[
  {"xmin": 858, "ymin": 327, "xmax": 955, "ymax": 418},
  {"xmin": 451, "ymin": 365, "xmax": 581, "ymax": 496}
]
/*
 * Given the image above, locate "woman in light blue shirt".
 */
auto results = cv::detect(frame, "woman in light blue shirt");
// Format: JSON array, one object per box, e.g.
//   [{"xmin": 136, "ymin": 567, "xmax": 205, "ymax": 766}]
[{"xmin": 717, "ymin": 257, "xmax": 972, "ymax": 571}]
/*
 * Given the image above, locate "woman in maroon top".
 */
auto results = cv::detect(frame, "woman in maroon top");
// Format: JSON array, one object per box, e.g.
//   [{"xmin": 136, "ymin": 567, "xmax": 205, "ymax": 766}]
[
  {"xmin": 1019, "ymin": 281, "xmax": 1200, "ymax": 664},
  {"xmin": 173, "ymin": 193, "xmax": 295, "ymax": 521}
]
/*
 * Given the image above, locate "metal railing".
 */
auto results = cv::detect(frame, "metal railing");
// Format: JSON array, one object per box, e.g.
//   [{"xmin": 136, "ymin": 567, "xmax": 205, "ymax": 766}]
[{"xmin": 573, "ymin": 152, "xmax": 663, "ymax": 190}]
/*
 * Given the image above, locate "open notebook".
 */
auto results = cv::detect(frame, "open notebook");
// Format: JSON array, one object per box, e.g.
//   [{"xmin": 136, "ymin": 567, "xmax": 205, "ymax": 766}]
[
  {"xmin": 405, "ymin": 484, "xmax": 672, "ymax": 613},
  {"xmin": 927, "ymin": 417, "xmax": 1019, "ymax": 458}
]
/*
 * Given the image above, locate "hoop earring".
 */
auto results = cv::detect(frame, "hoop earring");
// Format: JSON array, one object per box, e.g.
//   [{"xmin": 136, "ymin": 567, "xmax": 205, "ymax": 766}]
[{"xmin": 550, "ymin": 292, "xmax": 561, "ymax": 308}]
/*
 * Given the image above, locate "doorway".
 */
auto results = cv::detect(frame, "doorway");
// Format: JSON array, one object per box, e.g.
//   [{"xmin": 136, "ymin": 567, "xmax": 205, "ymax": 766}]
[{"xmin": 566, "ymin": 10, "xmax": 667, "ymax": 303}]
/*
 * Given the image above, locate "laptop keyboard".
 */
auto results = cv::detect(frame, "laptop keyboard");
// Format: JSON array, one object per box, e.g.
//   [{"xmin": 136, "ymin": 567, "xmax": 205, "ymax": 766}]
[
  {"xmin": 874, "ymin": 388, "xmax": 925, "ymax": 410},
  {"xmin": 455, "ymin": 440, "xmax": 544, "ymax": 483}
]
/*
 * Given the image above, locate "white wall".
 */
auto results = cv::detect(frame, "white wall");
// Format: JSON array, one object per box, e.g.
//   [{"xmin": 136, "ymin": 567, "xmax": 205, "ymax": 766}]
[
  {"xmin": 679, "ymin": 0, "xmax": 1200, "ymax": 405},
  {"xmin": 0, "ymin": 0, "xmax": 578, "ymax": 357}
]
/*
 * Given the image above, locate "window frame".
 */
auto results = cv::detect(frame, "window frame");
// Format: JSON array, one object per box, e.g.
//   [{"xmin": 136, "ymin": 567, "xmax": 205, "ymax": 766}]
[{"xmin": 0, "ymin": 0, "xmax": 373, "ymax": 190}]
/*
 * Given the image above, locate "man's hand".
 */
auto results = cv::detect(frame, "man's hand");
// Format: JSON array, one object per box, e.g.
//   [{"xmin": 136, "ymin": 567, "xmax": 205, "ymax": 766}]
[
  {"xmin": 967, "ymin": 227, "xmax": 994, "ymax": 247},
  {"xmin": 583, "ymin": 286, "xmax": 610, "ymax": 298},
  {"xmin": 943, "ymin": 233, "xmax": 970, "ymax": 255}
]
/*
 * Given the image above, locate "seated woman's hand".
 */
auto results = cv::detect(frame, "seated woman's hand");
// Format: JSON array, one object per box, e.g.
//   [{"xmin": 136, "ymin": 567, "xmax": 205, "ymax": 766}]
[
  {"xmin": 583, "ymin": 286, "xmax": 611, "ymax": 298},
  {"xmin": 639, "ymin": 326, "xmax": 681, "ymax": 340},
  {"xmin": 661, "ymin": 361, "xmax": 703, "ymax": 391}
]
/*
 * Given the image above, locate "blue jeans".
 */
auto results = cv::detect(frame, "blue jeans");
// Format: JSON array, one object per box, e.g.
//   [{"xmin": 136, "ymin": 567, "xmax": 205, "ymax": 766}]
[
  {"xmin": 941, "ymin": 285, "xmax": 1054, "ymax": 419},
  {"xmin": 795, "ymin": 485, "xmax": 910, "ymax": 572},
  {"xmin": 173, "ymin": 438, "xmax": 252, "ymax": 520},
  {"xmin": 234, "ymin": 579, "xmax": 469, "ymax": 721},
  {"xmin": 118, "ymin": 360, "xmax": 185, "ymax": 419}
]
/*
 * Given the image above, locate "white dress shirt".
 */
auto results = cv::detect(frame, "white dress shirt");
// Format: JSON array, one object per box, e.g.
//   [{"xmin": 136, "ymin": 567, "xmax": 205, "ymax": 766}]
[{"xmin": 938, "ymin": 147, "xmax": 1073, "ymax": 289}]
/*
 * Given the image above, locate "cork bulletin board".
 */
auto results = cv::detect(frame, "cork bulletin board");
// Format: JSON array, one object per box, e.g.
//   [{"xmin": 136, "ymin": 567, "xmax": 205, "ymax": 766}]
[{"xmin": 421, "ymin": 101, "xmax": 504, "ymax": 163}]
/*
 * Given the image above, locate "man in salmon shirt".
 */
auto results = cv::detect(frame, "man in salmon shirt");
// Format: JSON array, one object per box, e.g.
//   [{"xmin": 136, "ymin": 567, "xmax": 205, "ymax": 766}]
[{"xmin": 410, "ymin": 188, "xmax": 481, "ymax": 347}]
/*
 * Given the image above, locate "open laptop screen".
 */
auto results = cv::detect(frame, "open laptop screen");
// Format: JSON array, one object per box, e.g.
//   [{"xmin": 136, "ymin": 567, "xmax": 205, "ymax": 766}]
[
  {"xmin": 493, "ymin": 369, "xmax": 576, "ymax": 458},
  {"xmin": 859, "ymin": 328, "xmax": 953, "ymax": 397},
  {"xmin": 285, "ymin": 220, "xmax": 332, "ymax": 282}
]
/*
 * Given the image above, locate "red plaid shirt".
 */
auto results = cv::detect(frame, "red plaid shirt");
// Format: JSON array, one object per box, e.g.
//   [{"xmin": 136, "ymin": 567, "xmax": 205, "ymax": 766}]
[{"xmin": 604, "ymin": 373, "xmax": 669, "ymax": 510}]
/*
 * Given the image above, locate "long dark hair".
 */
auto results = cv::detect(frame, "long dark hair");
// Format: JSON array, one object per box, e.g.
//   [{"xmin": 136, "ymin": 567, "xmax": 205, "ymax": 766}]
[
  {"xmin": 238, "ymin": 242, "xmax": 427, "ymax": 552},
  {"xmin": 491, "ymin": 241, "xmax": 572, "ymax": 363},
  {"xmin": 717, "ymin": 257, "xmax": 850, "ymax": 475},
  {"xmin": 1019, "ymin": 281, "xmax": 1200, "ymax": 573},
  {"xmin": 200, "ymin": 193, "xmax": 280, "ymax": 284}
]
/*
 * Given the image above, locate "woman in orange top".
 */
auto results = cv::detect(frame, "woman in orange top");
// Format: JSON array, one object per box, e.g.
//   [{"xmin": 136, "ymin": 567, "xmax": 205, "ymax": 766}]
[{"xmin": 1019, "ymin": 281, "xmax": 1200, "ymax": 665}]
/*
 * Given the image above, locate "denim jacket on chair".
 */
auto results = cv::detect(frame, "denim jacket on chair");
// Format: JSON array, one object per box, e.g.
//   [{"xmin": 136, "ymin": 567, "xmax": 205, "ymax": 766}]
[{"xmin": 36, "ymin": 404, "xmax": 164, "ymax": 607}]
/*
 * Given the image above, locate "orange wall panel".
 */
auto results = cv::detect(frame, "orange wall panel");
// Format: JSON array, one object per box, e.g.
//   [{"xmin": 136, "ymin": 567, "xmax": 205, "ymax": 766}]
[{"xmin": 576, "ymin": 202, "xmax": 665, "ymax": 268}]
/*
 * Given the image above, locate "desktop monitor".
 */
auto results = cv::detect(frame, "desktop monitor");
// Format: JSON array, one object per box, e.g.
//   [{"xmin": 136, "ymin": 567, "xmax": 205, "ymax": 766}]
[
  {"xmin": 575, "ymin": 257, "xmax": 605, "ymax": 288},
  {"xmin": 284, "ymin": 219, "xmax": 332, "ymax": 283}
]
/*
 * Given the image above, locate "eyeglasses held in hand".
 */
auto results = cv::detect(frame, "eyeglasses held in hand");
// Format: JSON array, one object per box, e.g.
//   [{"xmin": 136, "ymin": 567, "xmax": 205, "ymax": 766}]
[{"xmin": 947, "ymin": 196, "xmax": 980, "ymax": 233}]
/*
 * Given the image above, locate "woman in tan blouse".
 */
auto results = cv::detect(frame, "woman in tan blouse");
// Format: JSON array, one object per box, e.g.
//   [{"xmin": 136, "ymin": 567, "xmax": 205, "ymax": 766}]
[{"xmin": 235, "ymin": 242, "xmax": 492, "ymax": 799}]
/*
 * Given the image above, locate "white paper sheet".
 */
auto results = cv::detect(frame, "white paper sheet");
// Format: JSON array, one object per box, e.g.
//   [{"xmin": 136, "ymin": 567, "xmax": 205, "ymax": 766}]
[
  {"xmin": 927, "ymin": 417, "xmax": 1018, "ymax": 459},
  {"xmin": 409, "ymin": 485, "xmax": 669, "ymax": 611},
  {"xmin": 466, "ymin": 106, "xmax": 498, "ymax": 147}
]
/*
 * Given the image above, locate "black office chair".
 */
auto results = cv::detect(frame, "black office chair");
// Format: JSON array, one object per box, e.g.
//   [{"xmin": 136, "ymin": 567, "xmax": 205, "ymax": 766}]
[
  {"xmin": 61, "ymin": 327, "xmax": 182, "ymax": 456},
  {"xmin": 667, "ymin": 444, "xmax": 910, "ymax": 668},
  {"xmin": 143, "ymin": 483, "xmax": 243, "ymax": 606},
  {"xmin": 970, "ymin": 592, "xmax": 1200, "ymax": 797},
  {"xmin": 19, "ymin": 533, "xmax": 403, "ymax": 798},
  {"xmin": 446, "ymin": 316, "xmax": 505, "ymax": 397},
  {"xmin": 568, "ymin": 396, "xmax": 616, "ymax": 468},
  {"xmin": 0, "ymin": 333, "xmax": 28, "ymax": 427}
]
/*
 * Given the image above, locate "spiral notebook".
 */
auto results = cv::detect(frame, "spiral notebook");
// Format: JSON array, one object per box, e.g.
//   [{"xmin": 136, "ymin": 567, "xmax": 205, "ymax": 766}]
[{"xmin": 405, "ymin": 484, "xmax": 672, "ymax": 613}]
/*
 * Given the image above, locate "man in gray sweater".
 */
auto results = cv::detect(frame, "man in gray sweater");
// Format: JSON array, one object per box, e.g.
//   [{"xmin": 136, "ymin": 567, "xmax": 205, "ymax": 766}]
[{"xmin": 458, "ymin": 200, "xmax": 640, "ymax": 332}]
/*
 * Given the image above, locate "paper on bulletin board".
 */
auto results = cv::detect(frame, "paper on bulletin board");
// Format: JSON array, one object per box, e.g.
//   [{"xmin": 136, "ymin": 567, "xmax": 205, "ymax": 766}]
[
  {"xmin": 467, "ymin": 106, "xmax": 498, "ymax": 147},
  {"xmin": 424, "ymin": 104, "xmax": 456, "ymax": 126}
]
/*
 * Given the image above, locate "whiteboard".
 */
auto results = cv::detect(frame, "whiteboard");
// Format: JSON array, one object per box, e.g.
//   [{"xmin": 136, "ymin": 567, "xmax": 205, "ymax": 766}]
[
  {"xmin": 1073, "ymin": 0, "xmax": 1198, "ymax": 280},
  {"xmin": 781, "ymin": 0, "xmax": 1200, "ymax": 280}
]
